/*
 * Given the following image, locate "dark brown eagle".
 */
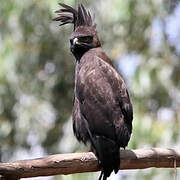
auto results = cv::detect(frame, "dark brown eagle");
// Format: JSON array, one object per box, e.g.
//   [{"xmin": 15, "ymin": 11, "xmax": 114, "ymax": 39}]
[{"xmin": 53, "ymin": 3, "xmax": 133, "ymax": 180}]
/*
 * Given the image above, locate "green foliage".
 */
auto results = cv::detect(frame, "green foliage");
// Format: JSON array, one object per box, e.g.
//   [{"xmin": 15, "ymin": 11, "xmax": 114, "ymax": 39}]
[{"xmin": 0, "ymin": 0, "xmax": 179, "ymax": 179}]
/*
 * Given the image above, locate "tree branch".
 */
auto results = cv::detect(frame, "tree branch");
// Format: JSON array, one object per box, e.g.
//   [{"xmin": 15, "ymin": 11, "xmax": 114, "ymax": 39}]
[{"xmin": 0, "ymin": 148, "xmax": 180, "ymax": 179}]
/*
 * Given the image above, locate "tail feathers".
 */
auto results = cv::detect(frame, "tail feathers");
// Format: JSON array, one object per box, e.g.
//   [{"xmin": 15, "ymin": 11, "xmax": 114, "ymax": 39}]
[
  {"xmin": 81, "ymin": 117, "xmax": 120, "ymax": 179},
  {"xmin": 92, "ymin": 136, "xmax": 120, "ymax": 180}
]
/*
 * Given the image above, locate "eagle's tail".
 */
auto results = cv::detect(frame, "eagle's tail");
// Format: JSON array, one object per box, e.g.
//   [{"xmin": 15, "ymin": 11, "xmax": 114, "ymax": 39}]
[
  {"xmin": 82, "ymin": 117, "xmax": 120, "ymax": 179},
  {"xmin": 92, "ymin": 135, "xmax": 120, "ymax": 180}
]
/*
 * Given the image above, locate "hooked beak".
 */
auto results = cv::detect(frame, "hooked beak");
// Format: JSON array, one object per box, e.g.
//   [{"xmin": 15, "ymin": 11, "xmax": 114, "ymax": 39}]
[
  {"xmin": 73, "ymin": 38, "xmax": 81, "ymax": 45},
  {"xmin": 70, "ymin": 38, "xmax": 81, "ymax": 53}
]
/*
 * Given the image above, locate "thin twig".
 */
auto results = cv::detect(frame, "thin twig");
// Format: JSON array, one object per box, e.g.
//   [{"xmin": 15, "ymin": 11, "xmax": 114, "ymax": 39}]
[{"xmin": 174, "ymin": 158, "xmax": 177, "ymax": 180}]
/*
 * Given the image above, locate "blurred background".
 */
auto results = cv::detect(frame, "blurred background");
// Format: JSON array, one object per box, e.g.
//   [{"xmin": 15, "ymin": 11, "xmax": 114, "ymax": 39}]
[{"xmin": 0, "ymin": 0, "xmax": 180, "ymax": 179}]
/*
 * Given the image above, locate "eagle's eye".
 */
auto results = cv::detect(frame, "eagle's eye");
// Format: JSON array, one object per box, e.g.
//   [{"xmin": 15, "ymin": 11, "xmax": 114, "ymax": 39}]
[{"xmin": 79, "ymin": 36, "xmax": 93, "ymax": 43}]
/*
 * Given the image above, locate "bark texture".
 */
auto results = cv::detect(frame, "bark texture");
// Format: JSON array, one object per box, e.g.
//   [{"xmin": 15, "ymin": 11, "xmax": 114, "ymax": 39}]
[{"xmin": 0, "ymin": 148, "xmax": 179, "ymax": 179}]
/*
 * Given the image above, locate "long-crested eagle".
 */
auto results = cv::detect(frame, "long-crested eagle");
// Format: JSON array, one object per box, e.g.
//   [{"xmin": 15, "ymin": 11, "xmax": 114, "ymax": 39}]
[{"xmin": 53, "ymin": 3, "xmax": 133, "ymax": 180}]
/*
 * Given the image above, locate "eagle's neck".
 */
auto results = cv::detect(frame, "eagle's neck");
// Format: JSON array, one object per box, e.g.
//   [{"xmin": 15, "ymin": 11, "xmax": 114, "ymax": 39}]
[
  {"xmin": 72, "ymin": 49, "xmax": 88, "ymax": 61},
  {"xmin": 72, "ymin": 46, "xmax": 96, "ymax": 61},
  {"xmin": 71, "ymin": 42, "xmax": 101, "ymax": 61}
]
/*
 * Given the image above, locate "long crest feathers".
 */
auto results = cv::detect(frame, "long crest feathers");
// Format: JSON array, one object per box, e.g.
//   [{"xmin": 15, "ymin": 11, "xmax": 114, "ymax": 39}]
[
  {"xmin": 53, "ymin": 3, "xmax": 95, "ymax": 30},
  {"xmin": 53, "ymin": 3, "xmax": 77, "ymax": 29}
]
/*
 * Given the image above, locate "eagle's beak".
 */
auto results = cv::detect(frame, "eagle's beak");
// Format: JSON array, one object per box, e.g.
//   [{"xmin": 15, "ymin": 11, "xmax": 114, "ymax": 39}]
[{"xmin": 73, "ymin": 38, "xmax": 81, "ymax": 45}]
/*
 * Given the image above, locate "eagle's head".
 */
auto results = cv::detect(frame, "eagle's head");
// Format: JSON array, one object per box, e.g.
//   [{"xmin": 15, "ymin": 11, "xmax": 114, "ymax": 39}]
[{"xmin": 53, "ymin": 3, "xmax": 101, "ymax": 60}]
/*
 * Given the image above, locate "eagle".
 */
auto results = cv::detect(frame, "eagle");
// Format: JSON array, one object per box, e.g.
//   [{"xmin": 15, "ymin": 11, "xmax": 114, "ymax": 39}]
[{"xmin": 53, "ymin": 3, "xmax": 133, "ymax": 180}]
